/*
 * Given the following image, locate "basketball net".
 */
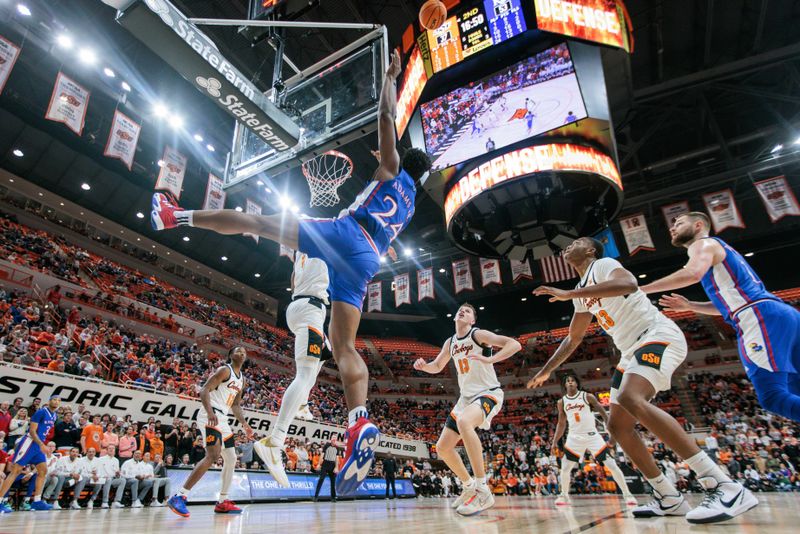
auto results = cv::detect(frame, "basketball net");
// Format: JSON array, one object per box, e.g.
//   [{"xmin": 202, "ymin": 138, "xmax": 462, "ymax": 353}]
[{"xmin": 302, "ymin": 150, "xmax": 354, "ymax": 207}]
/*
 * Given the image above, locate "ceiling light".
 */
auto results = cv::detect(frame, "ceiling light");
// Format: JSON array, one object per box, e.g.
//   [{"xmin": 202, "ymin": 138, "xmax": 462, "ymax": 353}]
[
  {"xmin": 254, "ymin": 273, "xmax": 261, "ymax": 278},
  {"xmin": 638, "ymin": 274, "xmax": 647, "ymax": 279},
  {"xmin": 157, "ymin": 160, "xmax": 166, "ymax": 167},
  {"xmin": 419, "ymin": 247, "xmax": 425, "ymax": 252},
  {"xmin": 38, "ymin": 192, "xmax": 43, "ymax": 197},
  {"xmin": 136, "ymin": 212, "xmax": 144, "ymax": 219},
  {"xmin": 182, "ymin": 236, "xmax": 190, "ymax": 242},
  {"xmin": 521, "ymin": 297, "xmax": 527, "ymax": 302},
  {"xmin": 17, "ymin": 4, "xmax": 31, "ymax": 16},
  {"xmin": 794, "ymin": 137, "xmax": 800, "ymax": 145},
  {"xmin": 234, "ymin": 206, "xmax": 243, "ymax": 212},
  {"xmin": 256, "ymin": 180, "xmax": 264, "ymax": 186},
  {"xmin": 99, "ymin": 220, "xmax": 103, "ymax": 224},
  {"xmin": 153, "ymin": 103, "xmax": 168, "ymax": 118},
  {"xmin": 59, "ymin": 202, "xmax": 64, "ymax": 206},
  {"xmin": 78, "ymin": 48, "xmax": 97, "ymax": 65},
  {"xmin": 80, "ymin": 212, "xmax": 83, "ymax": 215},
  {"xmin": 137, "ymin": 238, "xmax": 140, "ymax": 241},
  {"xmin": 193, "ymin": 133, "xmax": 204, "ymax": 142},
  {"xmin": 596, "ymin": 367, "xmax": 601, "ymax": 371},
  {"xmin": 744, "ymin": 252, "xmax": 754, "ymax": 257},
  {"xmin": 290, "ymin": 204, "xmax": 300, "ymax": 214},
  {"xmin": 286, "ymin": 288, "xmax": 292, "ymax": 292},
  {"xmin": 446, "ymin": 314, "xmax": 452, "ymax": 318},
  {"xmin": 771, "ymin": 144, "xmax": 783, "ymax": 154},
  {"xmin": 221, "ymin": 256, "xmax": 228, "ymax": 261},
  {"xmin": 56, "ymin": 34, "xmax": 73, "ymax": 49},
  {"xmin": 479, "ymin": 306, "xmax": 485, "ymax": 310},
  {"xmin": 264, "ymin": 187, "xmax": 272, "ymax": 193},
  {"xmin": 8, "ymin": 179, "xmax": 13, "ymax": 183},
  {"xmin": 380, "ymin": 256, "xmax": 386, "ymax": 264},
  {"xmin": 121, "ymin": 81, "xmax": 131, "ymax": 92},
  {"xmin": 206, "ymin": 144, "xmax": 215, "ymax": 152},
  {"xmin": 103, "ymin": 67, "xmax": 115, "ymax": 78},
  {"xmin": 438, "ymin": 268, "xmax": 446, "ymax": 273},
  {"xmin": 12, "ymin": 149, "xmax": 23, "ymax": 157},
  {"xmin": 81, "ymin": 183, "xmax": 91, "ymax": 191},
  {"xmin": 403, "ymin": 248, "xmax": 413, "ymax": 257},
  {"xmin": 152, "ymin": 245, "xmax": 155, "ymax": 249},
  {"xmin": 168, "ymin": 114, "xmax": 184, "ymax": 130}
]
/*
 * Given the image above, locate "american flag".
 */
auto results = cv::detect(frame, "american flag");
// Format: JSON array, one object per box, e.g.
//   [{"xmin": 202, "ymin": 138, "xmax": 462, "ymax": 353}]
[{"xmin": 539, "ymin": 255, "xmax": 578, "ymax": 283}]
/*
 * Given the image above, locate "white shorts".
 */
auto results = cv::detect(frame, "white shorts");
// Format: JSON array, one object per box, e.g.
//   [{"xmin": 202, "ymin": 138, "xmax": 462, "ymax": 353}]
[
  {"xmin": 286, "ymin": 298, "xmax": 328, "ymax": 368},
  {"xmin": 445, "ymin": 388, "xmax": 504, "ymax": 433},
  {"xmin": 563, "ymin": 432, "xmax": 610, "ymax": 462},
  {"xmin": 197, "ymin": 408, "xmax": 234, "ymax": 448},
  {"xmin": 610, "ymin": 317, "xmax": 687, "ymax": 404}
]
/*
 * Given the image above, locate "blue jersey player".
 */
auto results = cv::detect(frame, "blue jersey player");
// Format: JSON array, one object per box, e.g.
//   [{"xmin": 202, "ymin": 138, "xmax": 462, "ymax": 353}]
[
  {"xmin": 642, "ymin": 211, "xmax": 800, "ymax": 423},
  {"xmin": 151, "ymin": 50, "xmax": 432, "ymax": 495},
  {"xmin": 0, "ymin": 395, "xmax": 60, "ymax": 513}
]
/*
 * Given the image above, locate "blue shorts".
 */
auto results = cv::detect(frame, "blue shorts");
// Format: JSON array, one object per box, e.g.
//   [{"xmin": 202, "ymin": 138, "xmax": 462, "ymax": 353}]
[
  {"xmin": 734, "ymin": 300, "xmax": 800, "ymax": 375},
  {"xmin": 13, "ymin": 436, "xmax": 46, "ymax": 466},
  {"xmin": 298, "ymin": 215, "xmax": 381, "ymax": 310}
]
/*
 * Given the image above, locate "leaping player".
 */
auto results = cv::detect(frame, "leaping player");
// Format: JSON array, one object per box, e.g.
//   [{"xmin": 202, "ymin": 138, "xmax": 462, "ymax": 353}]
[
  {"xmin": 254, "ymin": 251, "xmax": 333, "ymax": 486},
  {"xmin": 642, "ymin": 212, "xmax": 800, "ymax": 422},
  {"xmin": 0, "ymin": 395, "xmax": 60, "ymax": 513},
  {"xmin": 413, "ymin": 303, "xmax": 521, "ymax": 516},
  {"xmin": 552, "ymin": 374, "xmax": 637, "ymax": 507},
  {"xmin": 528, "ymin": 237, "xmax": 756, "ymax": 524},
  {"xmin": 151, "ymin": 50, "xmax": 432, "ymax": 495},
  {"xmin": 167, "ymin": 347, "xmax": 254, "ymax": 517}
]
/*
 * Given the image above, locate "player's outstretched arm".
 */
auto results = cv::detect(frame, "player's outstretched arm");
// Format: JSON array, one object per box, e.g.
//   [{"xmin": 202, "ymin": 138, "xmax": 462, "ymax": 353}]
[
  {"xmin": 534, "ymin": 268, "xmax": 637, "ymax": 303},
  {"xmin": 200, "ymin": 366, "xmax": 230, "ymax": 428},
  {"xmin": 551, "ymin": 400, "xmax": 567, "ymax": 455},
  {"xmin": 413, "ymin": 338, "xmax": 452, "ymax": 374},
  {"xmin": 469, "ymin": 330, "xmax": 522, "ymax": 364},
  {"xmin": 374, "ymin": 50, "xmax": 402, "ymax": 182},
  {"xmin": 527, "ymin": 312, "xmax": 593, "ymax": 389},
  {"xmin": 641, "ymin": 239, "xmax": 722, "ymax": 295},
  {"xmin": 231, "ymin": 388, "xmax": 254, "ymax": 440},
  {"xmin": 658, "ymin": 293, "xmax": 722, "ymax": 316}
]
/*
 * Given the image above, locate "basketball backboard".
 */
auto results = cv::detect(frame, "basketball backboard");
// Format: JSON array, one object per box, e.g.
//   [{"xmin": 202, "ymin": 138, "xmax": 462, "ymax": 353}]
[{"xmin": 225, "ymin": 26, "xmax": 388, "ymax": 192}]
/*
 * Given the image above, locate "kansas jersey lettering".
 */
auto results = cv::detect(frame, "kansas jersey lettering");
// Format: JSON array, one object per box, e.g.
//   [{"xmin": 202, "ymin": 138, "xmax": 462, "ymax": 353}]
[
  {"xmin": 562, "ymin": 391, "xmax": 596, "ymax": 435},
  {"xmin": 450, "ymin": 327, "xmax": 501, "ymax": 398}
]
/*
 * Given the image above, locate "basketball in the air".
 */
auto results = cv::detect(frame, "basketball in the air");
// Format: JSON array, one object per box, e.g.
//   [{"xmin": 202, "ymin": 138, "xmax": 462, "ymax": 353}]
[{"xmin": 419, "ymin": 0, "xmax": 447, "ymax": 30}]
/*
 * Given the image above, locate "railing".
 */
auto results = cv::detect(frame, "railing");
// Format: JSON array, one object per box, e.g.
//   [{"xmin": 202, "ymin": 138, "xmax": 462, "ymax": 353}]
[{"xmin": 0, "ymin": 265, "xmax": 34, "ymax": 287}]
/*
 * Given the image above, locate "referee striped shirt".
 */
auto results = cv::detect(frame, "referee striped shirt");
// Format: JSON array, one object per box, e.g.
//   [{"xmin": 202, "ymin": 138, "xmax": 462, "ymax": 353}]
[{"xmin": 323, "ymin": 444, "xmax": 338, "ymax": 462}]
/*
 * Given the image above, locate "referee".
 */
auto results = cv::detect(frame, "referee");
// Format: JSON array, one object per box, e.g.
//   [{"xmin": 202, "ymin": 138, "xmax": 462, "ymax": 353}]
[
  {"xmin": 313, "ymin": 439, "xmax": 339, "ymax": 502},
  {"xmin": 383, "ymin": 453, "xmax": 398, "ymax": 499}
]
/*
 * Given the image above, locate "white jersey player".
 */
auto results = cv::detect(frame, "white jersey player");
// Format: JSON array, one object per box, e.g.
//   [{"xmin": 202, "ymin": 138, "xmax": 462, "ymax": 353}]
[
  {"xmin": 529, "ymin": 237, "xmax": 755, "ymax": 524},
  {"xmin": 255, "ymin": 252, "xmax": 332, "ymax": 487},
  {"xmin": 552, "ymin": 374, "xmax": 636, "ymax": 506},
  {"xmin": 168, "ymin": 347, "xmax": 253, "ymax": 517},
  {"xmin": 414, "ymin": 303, "xmax": 521, "ymax": 517}
]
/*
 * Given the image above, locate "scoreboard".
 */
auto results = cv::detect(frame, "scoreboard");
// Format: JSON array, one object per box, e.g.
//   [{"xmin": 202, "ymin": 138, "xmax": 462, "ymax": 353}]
[{"xmin": 419, "ymin": 0, "xmax": 528, "ymax": 75}]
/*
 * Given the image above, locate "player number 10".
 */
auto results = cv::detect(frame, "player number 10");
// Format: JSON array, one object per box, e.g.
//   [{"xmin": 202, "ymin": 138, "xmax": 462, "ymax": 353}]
[{"xmin": 457, "ymin": 358, "xmax": 470, "ymax": 374}]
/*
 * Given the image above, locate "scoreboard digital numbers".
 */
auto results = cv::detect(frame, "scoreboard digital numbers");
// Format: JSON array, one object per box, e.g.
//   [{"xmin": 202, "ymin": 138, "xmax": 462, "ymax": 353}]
[
  {"xmin": 458, "ymin": 6, "xmax": 492, "ymax": 57},
  {"xmin": 484, "ymin": 0, "xmax": 527, "ymax": 43},
  {"xmin": 427, "ymin": 17, "xmax": 463, "ymax": 74}
]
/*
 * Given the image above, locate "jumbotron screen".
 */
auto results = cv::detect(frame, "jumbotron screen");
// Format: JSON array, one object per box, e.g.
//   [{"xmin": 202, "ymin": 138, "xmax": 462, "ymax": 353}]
[{"xmin": 420, "ymin": 42, "xmax": 588, "ymax": 171}]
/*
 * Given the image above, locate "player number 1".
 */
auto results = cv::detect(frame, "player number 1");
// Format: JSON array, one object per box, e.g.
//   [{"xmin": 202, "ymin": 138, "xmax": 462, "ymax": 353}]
[{"xmin": 574, "ymin": 413, "xmax": 581, "ymax": 423}]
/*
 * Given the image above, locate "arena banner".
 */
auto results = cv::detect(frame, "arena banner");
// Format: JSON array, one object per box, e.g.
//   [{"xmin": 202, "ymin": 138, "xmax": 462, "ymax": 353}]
[
  {"xmin": 540, "ymin": 255, "xmax": 577, "ymax": 283},
  {"xmin": 166, "ymin": 469, "xmax": 415, "ymax": 503},
  {"xmin": 0, "ymin": 35, "xmax": 21, "ymax": 95},
  {"xmin": 533, "ymin": 0, "xmax": 633, "ymax": 53},
  {"xmin": 509, "ymin": 258, "xmax": 533, "ymax": 283},
  {"xmin": 45, "ymin": 72, "xmax": 90, "ymax": 136},
  {"xmin": 0, "ymin": 364, "xmax": 430, "ymax": 458},
  {"xmin": 279, "ymin": 244, "xmax": 295, "ymax": 260},
  {"xmin": 619, "ymin": 213, "xmax": 655, "ymax": 256},
  {"xmin": 394, "ymin": 273, "xmax": 411, "ymax": 307},
  {"xmin": 480, "ymin": 258, "xmax": 502, "ymax": 287},
  {"xmin": 452, "ymin": 258, "xmax": 474, "ymax": 294},
  {"xmin": 103, "ymin": 110, "xmax": 141, "ymax": 171},
  {"xmin": 661, "ymin": 200, "xmax": 690, "ymax": 230},
  {"xmin": 367, "ymin": 281, "xmax": 382, "ymax": 312},
  {"xmin": 417, "ymin": 267, "xmax": 435, "ymax": 302},
  {"xmin": 703, "ymin": 189, "xmax": 746, "ymax": 233},
  {"xmin": 244, "ymin": 199, "xmax": 262, "ymax": 243},
  {"xmin": 114, "ymin": 0, "xmax": 300, "ymax": 152},
  {"xmin": 202, "ymin": 173, "xmax": 226, "ymax": 210},
  {"xmin": 593, "ymin": 227, "xmax": 620, "ymax": 258},
  {"xmin": 154, "ymin": 145, "xmax": 187, "ymax": 199},
  {"xmin": 754, "ymin": 176, "xmax": 800, "ymax": 223}
]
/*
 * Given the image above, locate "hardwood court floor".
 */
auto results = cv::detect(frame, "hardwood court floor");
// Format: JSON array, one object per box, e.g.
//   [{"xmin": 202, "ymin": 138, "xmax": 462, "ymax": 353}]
[{"xmin": 1, "ymin": 493, "xmax": 798, "ymax": 534}]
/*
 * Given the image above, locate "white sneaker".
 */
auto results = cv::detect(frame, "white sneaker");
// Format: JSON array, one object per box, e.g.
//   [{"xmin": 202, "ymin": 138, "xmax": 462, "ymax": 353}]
[
  {"xmin": 631, "ymin": 490, "xmax": 690, "ymax": 518},
  {"xmin": 151, "ymin": 501, "xmax": 165, "ymax": 508},
  {"xmin": 132, "ymin": 500, "xmax": 143, "ymax": 508},
  {"xmin": 70, "ymin": 501, "xmax": 81, "ymax": 510},
  {"xmin": 623, "ymin": 493, "xmax": 638, "ymax": 506},
  {"xmin": 456, "ymin": 487, "xmax": 495, "ymax": 516},
  {"xmin": 685, "ymin": 477, "xmax": 758, "ymax": 524},
  {"xmin": 452, "ymin": 484, "xmax": 476, "ymax": 509},
  {"xmin": 101, "ymin": 503, "xmax": 109, "ymax": 509},
  {"xmin": 87, "ymin": 501, "xmax": 94, "ymax": 510},
  {"xmin": 112, "ymin": 502, "xmax": 124, "ymax": 509},
  {"xmin": 555, "ymin": 494, "xmax": 571, "ymax": 506},
  {"xmin": 296, "ymin": 404, "xmax": 314, "ymax": 421},
  {"xmin": 52, "ymin": 502, "xmax": 62, "ymax": 510},
  {"xmin": 254, "ymin": 437, "xmax": 290, "ymax": 488}
]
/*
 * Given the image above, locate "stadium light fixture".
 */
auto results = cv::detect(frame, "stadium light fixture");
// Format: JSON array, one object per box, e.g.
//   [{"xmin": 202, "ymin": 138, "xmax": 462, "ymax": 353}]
[
  {"xmin": 403, "ymin": 248, "xmax": 413, "ymax": 257},
  {"xmin": 194, "ymin": 133, "xmax": 204, "ymax": 142},
  {"xmin": 81, "ymin": 183, "xmax": 91, "ymax": 191},
  {"xmin": 182, "ymin": 236, "xmax": 190, "ymax": 242},
  {"xmin": 121, "ymin": 81, "xmax": 131, "ymax": 92},
  {"xmin": 794, "ymin": 137, "xmax": 800, "ymax": 145},
  {"xmin": 78, "ymin": 47, "xmax": 97, "ymax": 65},
  {"xmin": 521, "ymin": 297, "xmax": 527, "ymax": 302},
  {"xmin": 438, "ymin": 268, "xmax": 446, "ymax": 273},
  {"xmin": 479, "ymin": 306, "xmax": 485, "ymax": 310},
  {"xmin": 744, "ymin": 252, "xmax": 754, "ymax": 257},
  {"xmin": 290, "ymin": 204, "xmax": 300, "ymax": 214},
  {"xmin": 57, "ymin": 34, "xmax": 73, "ymax": 49},
  {"xmin": 153, "ymin": 103, "xmax": 168, "ymax": 118},
  {"xmin": 638, "ymin": 274, "xmax": 647, "ymax": 279},
  {"xmin": 12, "ymin": 149, "xmax": 23, "ymax": 157},
  {"xmin": 221, "ymin": 256, "xmax": 228, "ymax": 261},
  {"xmin": 168, "ymin": 114, "xmax": 184, "ymax": 130},
  {"xmin": 17, "ymin": 4, "xmax": 31, "ymax": 16},
  {"xmin": 446, "ymin": 314, "xmax": 452, "ymax": 318},
  {"xmin": 157, "ymin": 160, "xmax": 166, "ymax": 167},
  {"xmin": 103, "ymin": 67, "xmax": 115, "ymax": 78},
  {"xmin": 234, "ymin": 206, "xmax": 243, "ymax": 212},
  {"xmin": 286, "ymin": 288, "xmax": 291, "ymax": 292},
  {"xmin": 771, "ymin": 144, "xmax": 783, "ymax": 154},
  {"xmin": 136, "ymin": 212, "xmax": 144, "ymax": 219},
  {"xmin": 206, "ymin": 144, "xmax": 215, "ymax": 152},
  {"xmin": 264, "ymin": 187, "xmax": 272, "ymax": 194},
  {"xmin": 254, "ymin": 273, "xmax": 261, "ymax": 278},
  {"xmin": 380, "ymin": 256, "xmax": 386, "ymax": 263}
]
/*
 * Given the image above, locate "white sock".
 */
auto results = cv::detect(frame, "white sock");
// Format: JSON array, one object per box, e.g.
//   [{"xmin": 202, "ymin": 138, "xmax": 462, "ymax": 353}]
[
  {"xmin": 273, "ymin": 364, "xmax": 318, "ymax": 447},
  {"xmin": 647, "ymin": 474, "xmax": 679, "ymax": 498},
  {"xmin": 560, "ymin": 459, "xmax": 576, "ymax": 496},
  {"xmin": 462, "ymin": 477, "xmax": 475, "ymax": 488},
  {"xmin": 178, "ymin": 487, "xmax": 190, "ymax": 497},
  {"xmin": 476, "ymin": 477, "xmax": 487, "ymax": 488},
  {"xmin": 685, "ymin": 451, "xmax": 732, "ymax": 484},
  {"xmin": 174, "ymin": 210, "xmax": 194, "ymax": 226},
  {"xmin": 33, "ymin": 496, "xmax": 40, "ymax": 502},
  {"xmin": 218, "ymin": 493, "xmax": 228, "ymax": 504},
  {"xmin": 348, "ymin": 406, "xmax": 368, "ymax": 426},
  {"xmin": 603, "ymin": 459, "xmax": 632, "ymax": 495}
]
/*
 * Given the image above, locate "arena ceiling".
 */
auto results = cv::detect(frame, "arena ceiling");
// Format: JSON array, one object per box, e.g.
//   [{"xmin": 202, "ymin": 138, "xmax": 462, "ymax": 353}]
[{"xmin": 1, "ymin": 0, "xmax": 799, "ymax": 340}]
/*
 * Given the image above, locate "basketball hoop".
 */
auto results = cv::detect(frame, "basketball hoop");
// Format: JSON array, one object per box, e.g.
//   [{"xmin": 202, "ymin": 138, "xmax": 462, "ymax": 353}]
[{"xmin": 302, "ymin": 150, "xmax": 354, "ymax": 207}]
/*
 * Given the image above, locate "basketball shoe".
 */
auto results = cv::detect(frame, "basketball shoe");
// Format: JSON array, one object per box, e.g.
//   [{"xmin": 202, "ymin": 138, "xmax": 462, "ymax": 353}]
[
  {"xmin": 0, "ymin": 502, "xmax": 12, "ymax": 514},
  {"xmin": 451, "ymin": 483, "xmax": 476, "ymax": 509},
  {"xmin": 254, "ymin": 436, "xmax": 290, "ymax": 488},
  {"xmin": 167, "ymin": 494, "xmax": 189, "ymax": 517},
  {"xmin": 335, "ymin": 417, "xmax": 380, "ymax": 496},
  {"xmin": 623, "ymin": 493, "xmax": 639, "ymax": 506},
  {"xmin": 631, "ymin": 489, "xmax": 690, "ymax": 518},
  {"xmin": 685, "ymin": 477, "xmax": 758, "ymax": 524},
  {"xmin": 151, "ymin": 192, "xmax": 184, "ymax": 231},
  {"xmin": 296, "ymin": 404, "xmax": 314, "ymax": 421},
  {"xmin": 555, "ymin": 494, "xmax": 571, "ymax": 506},
  {"xmin": 30, "ymin": 500, "xmax": 52, "ymax": 511},
  {"xmin": 214, "ymin": 500, "xmax": 243, "ymax": 514},
  {"xmin": 456, "ymin": 486, "xmax": 495, "ymax": 516}
]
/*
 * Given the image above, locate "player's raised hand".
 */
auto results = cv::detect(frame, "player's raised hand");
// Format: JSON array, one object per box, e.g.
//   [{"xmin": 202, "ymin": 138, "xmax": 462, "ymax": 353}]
[
  {"xmin": 371, "ymin": 149, "xmax": 381, "ymax": 162},
  {"xmin": 658, "ymin": 293, "xmax": 692, "ymax": 312},
  {"xmin": 413, "ymin": 358, "xmax": 427, "ymax": 371},
  {"xmin": 527, "ymin": 369, "xmax": 551, "ymax": 389},
  {"xmin": 386, "ymin": 50, "xmax": 401, "ymax": 79},
  {"xmin": 207, "ymin": 413, "xmax": 218, "ymax": 428},
  {"xmin": 533, "ymin": 285, "xmax": 573, "ymax": 302}
]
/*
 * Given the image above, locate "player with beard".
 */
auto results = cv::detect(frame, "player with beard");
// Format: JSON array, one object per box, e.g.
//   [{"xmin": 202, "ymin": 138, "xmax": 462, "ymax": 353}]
[
  {"xmin": 528, "ymin": 237, "xmax": 756, "ymax": 524},
  {"xmin": 643, "ymin": 212, "xmax": 800, "ymax": 423}
]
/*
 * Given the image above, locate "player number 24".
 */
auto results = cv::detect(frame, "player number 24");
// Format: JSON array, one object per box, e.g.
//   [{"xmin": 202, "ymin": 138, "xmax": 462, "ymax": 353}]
[{"xmin": 372, "ymin": 195, "xmax": 404, "ymax": 242}]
